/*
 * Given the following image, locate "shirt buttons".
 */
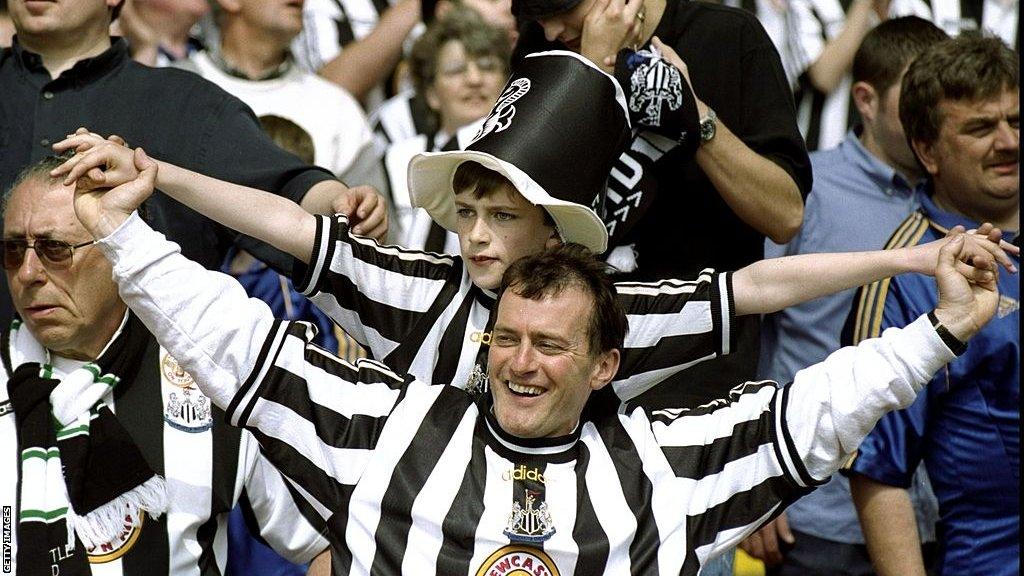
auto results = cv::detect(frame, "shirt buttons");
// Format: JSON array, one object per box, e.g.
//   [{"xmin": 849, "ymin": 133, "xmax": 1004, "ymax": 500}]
[
  {"xmin": 42, "ymin": 91, "xmax": 54, "ymax": 100},
  {"xmin": 40, "ymin": 139, "xmax": 50, "ymax": 147}
]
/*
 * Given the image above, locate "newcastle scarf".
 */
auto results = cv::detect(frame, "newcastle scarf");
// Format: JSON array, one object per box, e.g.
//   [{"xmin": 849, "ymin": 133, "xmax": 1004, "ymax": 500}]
[{"xmin": 5, "ymin": 314, "xmax": 167, "ymax": 575}]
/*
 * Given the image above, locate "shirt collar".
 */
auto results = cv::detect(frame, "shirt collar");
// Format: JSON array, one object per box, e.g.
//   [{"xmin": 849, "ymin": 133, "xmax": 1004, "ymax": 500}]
[
  {"xmin": 841, "ymin": 128, "xmax": 918, "ymax": 194},
  {"xmin": 206, "ymin": 46, "xmax": 293, "ymax": 81},
  {"xmin": 12, "ymin": 36, "xmax": 128, "ymax": 83},
  {"xmin": 479, "ymin": 396, "xmax": 581, "ymax": 462}
]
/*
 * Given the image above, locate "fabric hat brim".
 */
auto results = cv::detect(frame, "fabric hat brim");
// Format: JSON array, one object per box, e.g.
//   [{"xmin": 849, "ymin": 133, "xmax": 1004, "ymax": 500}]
[{"xmin": 408, "ymin": 150, "xmax": 608, "ymax": 253}]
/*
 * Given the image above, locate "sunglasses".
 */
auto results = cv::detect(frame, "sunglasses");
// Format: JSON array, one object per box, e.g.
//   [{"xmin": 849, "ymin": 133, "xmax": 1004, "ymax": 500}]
[{"xmin": 1, "ymin": 238, "xmax": 98, "ymax": 270}]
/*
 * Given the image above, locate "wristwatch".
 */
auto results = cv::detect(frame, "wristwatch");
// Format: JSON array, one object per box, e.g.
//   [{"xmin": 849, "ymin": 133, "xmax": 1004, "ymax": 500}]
[
  {"xmin": 927, "ymin": 311, "xmax": 968, "ymax": 355},
  {"xmin": 699, "ymin": 107, "xmax": 717, "ymax": 144}
]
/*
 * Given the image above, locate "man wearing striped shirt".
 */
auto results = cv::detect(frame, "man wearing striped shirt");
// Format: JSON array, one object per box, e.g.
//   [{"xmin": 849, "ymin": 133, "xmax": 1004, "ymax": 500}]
[
  {"xmin": 70, "ymin": 148, "xmax": 1009, "ymax": 575},
  {"xmin": 56, "ymin": 51, "xmax": 1002, "ymax": 415},
  {"xmin": 0, "ymin": 157, "xmax": 327, "ymax": 575}
]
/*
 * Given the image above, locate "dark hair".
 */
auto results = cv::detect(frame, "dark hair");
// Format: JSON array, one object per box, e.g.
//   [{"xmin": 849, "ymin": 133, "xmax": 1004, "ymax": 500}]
[
  {"xmin": 452, "ymin": 161, "xmax": 556, "ymax": 227},
  {"xmin": 900, "ymin": 33, "xmax": 1018, "ymax": 148},
  {"xmin": 259, "ymin": 115, "xmax": 316, "ymax": 165},
  {"xmin": 496, "ymin": 243, "xmax": 627, "ymax": 354},
  {"xmin": 409, "ymin": 6, "xmax": 511, "ymax": 132},
  {"xmin": 1, "ymin": 154, "xmax": 75, "ymax": 219},
  {"xmin": 852, "ymin": 16, "xmax": 947, "ymax": 92}
]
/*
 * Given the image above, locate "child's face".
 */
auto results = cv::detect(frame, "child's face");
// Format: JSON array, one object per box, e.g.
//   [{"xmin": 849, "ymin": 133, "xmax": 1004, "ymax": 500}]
[{"xmin": 454, "ymin": 182, "xmax": 558, "ymax": 290}]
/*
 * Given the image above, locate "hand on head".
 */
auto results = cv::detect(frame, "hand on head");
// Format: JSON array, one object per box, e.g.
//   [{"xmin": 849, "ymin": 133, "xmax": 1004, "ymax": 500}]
[{"xmin": 71, "ymin": 146, "xmax": 157, "ymax": 241}]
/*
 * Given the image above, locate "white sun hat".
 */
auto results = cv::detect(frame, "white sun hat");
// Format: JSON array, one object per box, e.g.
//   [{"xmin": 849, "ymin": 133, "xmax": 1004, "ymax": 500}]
[{"xmin": 407, "ymin": 50, "xmax": 632, "ymax": 254}]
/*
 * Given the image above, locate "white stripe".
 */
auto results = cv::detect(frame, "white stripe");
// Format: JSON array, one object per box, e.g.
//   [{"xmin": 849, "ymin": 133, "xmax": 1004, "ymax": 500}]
[
  {"xmin": 163, "ymin": 397, "xmax": 215, "ymax": 576},
  {"xmin": 614, "ymin": 279, "xmax": 702, "ymax": 297},
  {"xmin": 345, "ymin": 384, "xmax": 444, "ymax": 574},
  {"xmin": 693, "ymin": 505, "xmax": 781, "ymax": 568},
  {"xmin": 302, "ymin": 216, "xmax": 333, "ymax": 295},
  {"xmin": 718, "ymin": 273, "xmax": 732, "ymax": 355},
  {"xmin": 682, "ymin": 444, "xmax": 787, "ymax": 515},
  {"xmin": 308, "ymin": 294, "xmax": 401, "ymax": 359},
  {"xmin": 330, "ymin": 242, "xmax": 449, "ymax": 314},
  {"xmin": 624, "ymin": 301, "xmax": 712, "ymax": 348},
  {"xmin": 543, "ymin": 459, "xmax": 580, "ymax": 573},
  {"xmin": 401, "ymin": 409, "xmax": 477, "ymax": 575}
]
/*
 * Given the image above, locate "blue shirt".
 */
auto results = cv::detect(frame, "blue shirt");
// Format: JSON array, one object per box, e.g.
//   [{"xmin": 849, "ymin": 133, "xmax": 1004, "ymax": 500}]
[
  {"xmin": 760, "ymin": 130, "xmax": 937, "ymax": 544},
  {"xmin": 845, "ymin": 193, "xmax": 1020, "ymax": 574}
]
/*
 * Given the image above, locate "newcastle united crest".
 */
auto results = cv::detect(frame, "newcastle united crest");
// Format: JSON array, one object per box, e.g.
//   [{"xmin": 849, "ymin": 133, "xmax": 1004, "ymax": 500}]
[
  {"xmin": 161, "ymin": 353, "xmax": 213, "ymax": 433},
  {"xmin": 504, "ymin": 491, "xmax": 555, "ymax": 544}
]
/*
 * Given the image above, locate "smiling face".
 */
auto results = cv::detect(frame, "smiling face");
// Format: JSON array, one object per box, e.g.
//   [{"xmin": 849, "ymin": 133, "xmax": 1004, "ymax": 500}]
[
  {"xmin": 3, "ymin": 177, "xmax": 126, "ymax": 360},
  {"xmin": 426, "ymin": 39, "xmax": 508, "ymax": 135},
  {"xmin": 915, "ymin": 88, "xmax": 1020, "ymax": 221},
  {"xmin": 455, "ymin": 181, "xmax": 558, "ymax": 290},
  {"xmin": 488, "ymin": 286, "xmax": 618, "ymax": 438}
]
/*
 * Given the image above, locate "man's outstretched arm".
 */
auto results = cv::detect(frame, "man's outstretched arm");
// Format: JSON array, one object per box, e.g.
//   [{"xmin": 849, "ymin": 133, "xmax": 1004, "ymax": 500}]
[{"xmin": 731, "ymin": 226, "xmax": 1017, "ymax": 316}]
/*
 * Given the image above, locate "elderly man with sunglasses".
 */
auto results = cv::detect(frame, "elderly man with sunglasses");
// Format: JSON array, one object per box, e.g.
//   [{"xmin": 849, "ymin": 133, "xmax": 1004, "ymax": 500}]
[{"xmin": 0, "ymin": 156, "xmax": 329, "ymax": 575}]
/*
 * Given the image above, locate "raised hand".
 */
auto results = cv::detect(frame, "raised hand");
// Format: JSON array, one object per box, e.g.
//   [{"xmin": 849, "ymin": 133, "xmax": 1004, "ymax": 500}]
[
  {"xmin": 932, "ymin": 233, "xmax": 1000, "ymax": 344},
  {"xmin": 51, "ymin": 129, "xmax": 139, "ymax": 191},
  {"xmin": 73, "ymin": 148, "xmax": 158, "ymax": 240},
  {"xmin": 330, "ymin": 185, "xmax": 388, "ymax": 241},
  {"xmin": 581, "ymin": 0, "xmax": 644, "ymax": 72}
]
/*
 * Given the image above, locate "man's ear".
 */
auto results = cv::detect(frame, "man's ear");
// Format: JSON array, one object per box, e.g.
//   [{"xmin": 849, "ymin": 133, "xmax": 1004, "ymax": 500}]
[
  {"xmin": 434, "ymin": 0, "xmax": 454, "ymax": 20},
  {"xmin": 852, "ymin": 81, "xmax": 877, "ymax": 124},
  {"xmin": 217, "ymin": 0, "xmax": 242, "ymax": 14},
  {"xmin": 545, "ymin": 228, "xmax": 563, "ymax": 249},
  {"xmin": 911, "ymin": 138, "xmax": 940, "ymax": 177},
  {"xmin": 589, "ymin": 349, "xmax": 620, "ymax": 391}
]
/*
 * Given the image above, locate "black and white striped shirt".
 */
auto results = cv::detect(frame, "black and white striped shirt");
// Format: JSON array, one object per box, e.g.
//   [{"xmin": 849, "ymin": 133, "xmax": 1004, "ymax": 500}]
[
  {"xmin": 0, "ymin": 322, "xmax": 326, "ymax": 575},
  {"xmin": 781, "ymin": 0, "xmax": 1018, "ymax": 151},
  {"xmin": 104, "ymin": 213, "xmax": 958, "ymax": 576},
  {"xmin": 293, "ymin": 214, "xmax": 735, "ymax": 403}
]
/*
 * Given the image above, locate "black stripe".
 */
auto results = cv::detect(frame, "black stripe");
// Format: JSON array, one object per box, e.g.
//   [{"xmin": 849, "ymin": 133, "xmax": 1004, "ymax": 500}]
[
  {"xmin": 430, "ymin": 289, "xmax": 483, "ymax": 386},
  {"xmin": 570, "ymin": 443, "xmax": 609, "ymax": 574},
  {"xmin": 661, "ymin": 409, "xmax": 775, "ymax": 479},
  {"xmin": 293, "ymin": 214, "xmax": 332, "ymax": 296},
  {"xmin": 381, "ymin": 263, "xmax": 464, "ymax": 375},
  {"xmin": 436, "ymin": 418, "xmax": 489, "ymax": 574},
  {"xmin": 597, "ymin": 418, "xmax": 660, "ymax": 575},
  {"xmin": 647, "ymin": 381, "xmax": 777, "ymax": 424},
  {"xmin": 681, "ymin": 474, "xmax": 811, "ymax": 575},
  {"xmin": 228, "ymin": 319, "xmax": 285, "ymax": 425},
  {"xmin": 117, "ymin": 338, "xmax": 172, "ymax": 573},
  {"xmin": 210, "ymin": 403, "xmax": 242, "ymax": 511},
  {"xmin": 257, "ymin": 365, "xmax": 393, "ymax": 450},
  {"xmin": 325, "ymin": 484, "xmax": 358, "ymax": 573},
  {"xmin": 777, "ymin": 385, "xmax": 825, "ymax": 487},
  {"xmin": 250, "ymin": 429, "xmax": 359, "ymax": 530},
  {"xmin": 196, "ymin": 512, "xmax": 222, "ymax": 576},
  {"xmin": 369, "ymin": 388, "xmax": 473, "ymax": 573}
]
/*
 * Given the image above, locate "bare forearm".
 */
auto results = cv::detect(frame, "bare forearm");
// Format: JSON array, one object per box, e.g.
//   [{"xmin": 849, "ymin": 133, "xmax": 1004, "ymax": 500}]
[
  {"xmin": 850, "ymin": 475, "xmax": 927, "ymax": 576},
  {"xmin": 316, "ymin": 0, "xmax": 420, "ymax": 100},
  {"xmin": 695, "ymin": 119, "xmax": 804, "ymax": 244},
  {"xmin": 156, "ymin": 161, "xmax": 316, "ymax": 262},
  {"xmin": 806, "ymin": 0, "xmax": 877, "ymax": 93},
  {"xmin": 733, "ymin": 246, "xmax": 919, "ymax": 315}
]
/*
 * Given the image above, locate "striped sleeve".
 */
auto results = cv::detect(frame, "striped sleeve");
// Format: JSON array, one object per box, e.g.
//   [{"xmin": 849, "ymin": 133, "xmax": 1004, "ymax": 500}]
[
  {"xmin": 101, "ymin": 212, "xmax": 415, "ymax": 514},
  {"xmin": 612, "ymin": 269, "xmax": 734, "ymax": 401},
  {"xmin": 646, "ymin": 314, "xmax": 955, "ymax": 566},
  {"xmin": 292, "ymin": 214, "xmax": 463, "ymax": 360}
]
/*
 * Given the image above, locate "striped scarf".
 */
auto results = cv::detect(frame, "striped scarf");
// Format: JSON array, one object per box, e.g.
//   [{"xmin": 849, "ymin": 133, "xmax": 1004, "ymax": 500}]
[{"xmin": 5, "ymin": 315, "xmax": 167, "ymax": 575}]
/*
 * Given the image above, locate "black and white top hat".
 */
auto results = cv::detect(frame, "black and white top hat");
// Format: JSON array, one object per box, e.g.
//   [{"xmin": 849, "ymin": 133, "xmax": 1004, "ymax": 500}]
[{"xmin": 407, "ymin": 50, "xmax": 632, "ymax": 254}]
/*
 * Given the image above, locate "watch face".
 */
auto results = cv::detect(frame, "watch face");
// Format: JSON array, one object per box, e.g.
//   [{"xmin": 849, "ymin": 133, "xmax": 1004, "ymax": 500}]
[{"xmin": 700, "ymin": 117, "xmax": 715, "ymax": 142}]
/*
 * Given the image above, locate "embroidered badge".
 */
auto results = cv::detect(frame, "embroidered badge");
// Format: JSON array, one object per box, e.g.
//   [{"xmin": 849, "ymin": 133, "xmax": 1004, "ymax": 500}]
[
  {"xmin": 627, "ymin": 50, "xmax": 684, "ymax": 128},
  {"xmin": 466, "ymin": 362, "xmax": 490, "ymax": 397},
  {"xmin": 161, "ymin": 353, "xmax": 212, "ymax": 433},
  {"xmin": 475, "ymin": 544, "xmax": 561, "ymax": 576},
  {"xmin": 473, "ymin": 78, "xmax": 531, "ymax": 142},
  {"xmin": 503, "ymin": 491, "xmax": 555, "ymax": 544},
  {"xmin": 86, "ymin": 504, "xmax": 145, "ymax": 563},
  {"xmin": 997, "ymin": 295, "xmax": 1019, "ymax": 318}
]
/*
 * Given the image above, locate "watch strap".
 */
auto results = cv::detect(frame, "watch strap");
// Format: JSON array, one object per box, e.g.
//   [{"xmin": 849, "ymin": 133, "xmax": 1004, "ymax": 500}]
[{"xmin": 927, "ymin": 311, "xmax": 968, "ymax": 355}]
